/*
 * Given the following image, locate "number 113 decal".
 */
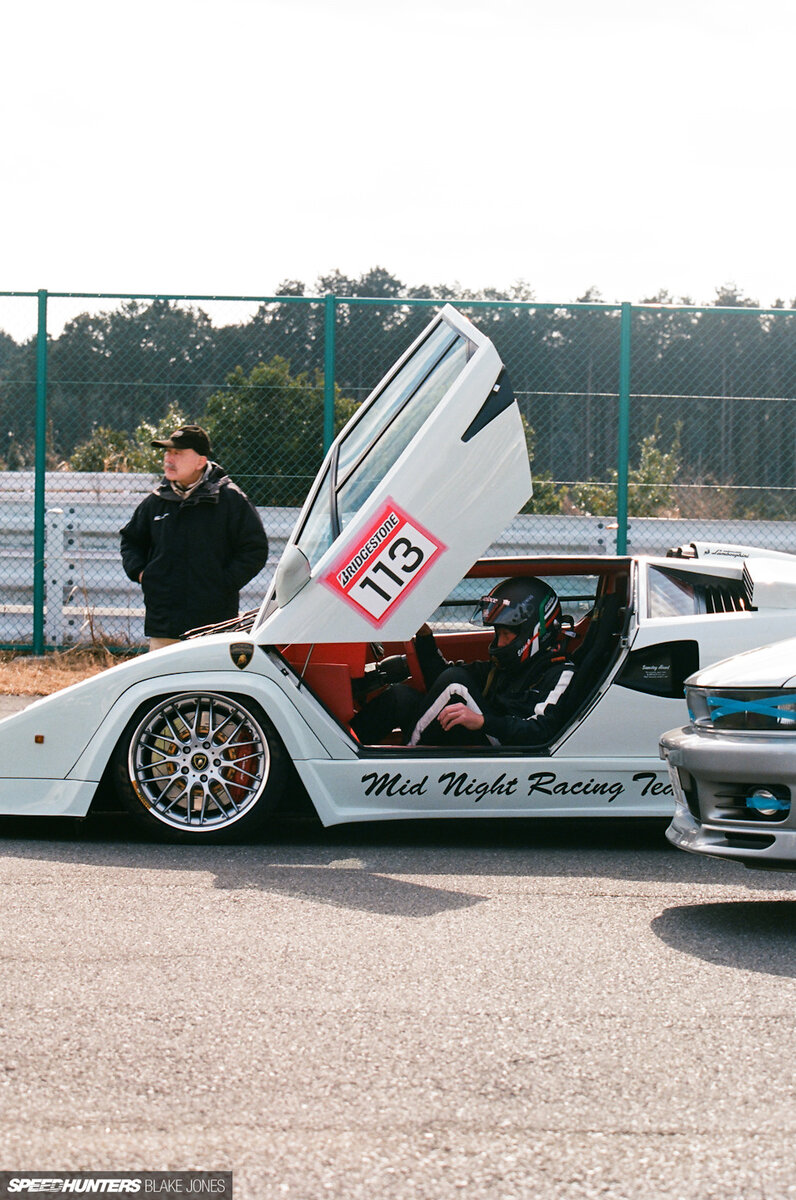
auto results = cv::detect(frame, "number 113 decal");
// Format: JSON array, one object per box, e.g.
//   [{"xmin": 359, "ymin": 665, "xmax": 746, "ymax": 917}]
[{"xmin": 323, "ymin": 500, "xmax": 446, "ymax": 624}]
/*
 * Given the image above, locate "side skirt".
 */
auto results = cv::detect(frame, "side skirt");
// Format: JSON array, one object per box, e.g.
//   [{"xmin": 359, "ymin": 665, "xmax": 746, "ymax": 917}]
[{"xmin": 294, "ymin": 754, "xmax": 675, "ymax": 826}]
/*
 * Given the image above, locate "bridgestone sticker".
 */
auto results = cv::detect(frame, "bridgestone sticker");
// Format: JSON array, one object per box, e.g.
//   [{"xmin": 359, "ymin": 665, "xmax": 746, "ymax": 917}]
[{"xmin": 323, "ymin": 499, "xmax": 445, "ymax": 625}]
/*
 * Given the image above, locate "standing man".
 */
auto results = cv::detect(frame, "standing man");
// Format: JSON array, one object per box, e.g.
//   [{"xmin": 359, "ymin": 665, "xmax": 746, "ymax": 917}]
[{"xmin": 120, "ymin": 424, "xmax": 269, "ymax": 650}]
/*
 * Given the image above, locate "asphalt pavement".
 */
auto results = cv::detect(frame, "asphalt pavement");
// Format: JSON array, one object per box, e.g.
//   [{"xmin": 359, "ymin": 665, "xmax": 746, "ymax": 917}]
[{"xmin": 0, "ymin": 807, "xmax": 794, "ymax": 1200}]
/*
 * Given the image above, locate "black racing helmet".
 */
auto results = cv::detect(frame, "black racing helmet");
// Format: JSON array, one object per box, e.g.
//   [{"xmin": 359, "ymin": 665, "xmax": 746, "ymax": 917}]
[{"xmin": 475, "ymin": 578, "xmax": 562, "ymax": 671}]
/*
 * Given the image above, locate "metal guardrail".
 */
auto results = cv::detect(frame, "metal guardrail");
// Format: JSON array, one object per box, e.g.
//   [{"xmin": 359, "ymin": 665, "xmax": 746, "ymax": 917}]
[
  {"xmin": 0, "ymin": 474, "xmax": 289, "ymax": 646},
  {"xmin": 4, "ymin": 473, "xmax": 796, "ymax": 648}
]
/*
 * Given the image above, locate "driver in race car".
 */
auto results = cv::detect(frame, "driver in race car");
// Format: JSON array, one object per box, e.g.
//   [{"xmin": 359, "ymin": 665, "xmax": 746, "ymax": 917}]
[{"xmin": 351, "ymin": 578, "xmax": 576, "ymax": 748}]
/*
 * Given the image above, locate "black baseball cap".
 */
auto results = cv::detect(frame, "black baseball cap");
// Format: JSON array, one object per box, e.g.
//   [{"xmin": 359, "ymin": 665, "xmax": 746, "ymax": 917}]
[{"xmin": 151, "ymin": 425, "xmax": 211, "ymax": 455}]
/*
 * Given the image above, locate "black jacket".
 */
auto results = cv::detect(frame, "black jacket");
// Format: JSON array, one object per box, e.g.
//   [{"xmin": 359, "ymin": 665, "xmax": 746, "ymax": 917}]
[
  {"xmin": 415, "ymin": 631, "xmax": 575, "ymax": 747},
  {"xmin": 120, "ymin": 463, "xmax": 269, "ymax": 638}
]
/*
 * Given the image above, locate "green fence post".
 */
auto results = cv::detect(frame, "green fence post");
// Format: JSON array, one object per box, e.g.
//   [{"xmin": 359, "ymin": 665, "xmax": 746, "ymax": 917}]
[
  {"xmin": 323, "ymin": 293, "xmax": 336, "ymax": 453},
  {"xmin": 615, "ymin": 302, "xmax": 632, "ymax": 554},
  {"xmin": 33, "ymin": 289, "xmax": 48, "ymax": 654}
]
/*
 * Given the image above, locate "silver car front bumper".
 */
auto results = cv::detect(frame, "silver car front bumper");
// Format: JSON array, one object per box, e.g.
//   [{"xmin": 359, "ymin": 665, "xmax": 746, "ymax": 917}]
[{"xmin": 660, "ymin": 726, "xmax": 796, "ymax": 869}]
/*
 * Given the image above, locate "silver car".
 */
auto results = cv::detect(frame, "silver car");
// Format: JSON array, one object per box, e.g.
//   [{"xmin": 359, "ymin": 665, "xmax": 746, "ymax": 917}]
[{"xmin": 662, "ymin": 629, "xmax": 796, "ymax": 870}]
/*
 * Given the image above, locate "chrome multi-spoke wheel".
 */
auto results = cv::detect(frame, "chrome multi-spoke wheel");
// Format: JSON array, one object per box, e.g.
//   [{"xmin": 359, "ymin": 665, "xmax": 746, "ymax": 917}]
[{"xmin": 116, "ymin": 692, "xmax": 285, "ymax": 838}]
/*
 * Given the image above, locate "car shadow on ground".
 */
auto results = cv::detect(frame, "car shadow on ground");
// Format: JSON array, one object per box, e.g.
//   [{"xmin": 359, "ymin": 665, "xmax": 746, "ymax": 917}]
[
  {"xmin": 1, "ymin": 810, "xmax": 795, "ymax": 894},
  {"xmin": 651, "ymin": 900, "xmax": 796, "ymax": 977},
  {"xmin": 0, "ymin": 813, "xmax": 496, "ymax": 919}
]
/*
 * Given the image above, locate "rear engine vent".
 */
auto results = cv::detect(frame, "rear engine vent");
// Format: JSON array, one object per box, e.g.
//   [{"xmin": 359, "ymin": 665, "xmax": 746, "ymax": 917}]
[
  {"xmin": 742, "ymin": 563, "xmax": 755, "ymax": 609},
  {"xmin": 702, "ymin": 582, "xmax": 747, "ymax": 614}
]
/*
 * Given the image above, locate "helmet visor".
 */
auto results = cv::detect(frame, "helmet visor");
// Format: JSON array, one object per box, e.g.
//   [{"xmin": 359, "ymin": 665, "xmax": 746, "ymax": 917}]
[{"xmin": 474, "ymin": 594, "xmax": 512, "ymax": 626}]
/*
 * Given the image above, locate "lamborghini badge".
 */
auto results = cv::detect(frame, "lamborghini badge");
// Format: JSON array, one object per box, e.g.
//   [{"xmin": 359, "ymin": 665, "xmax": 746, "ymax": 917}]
[{"xmin": 230, "ymin": 642, "xmax": 254, "ymax": 670}]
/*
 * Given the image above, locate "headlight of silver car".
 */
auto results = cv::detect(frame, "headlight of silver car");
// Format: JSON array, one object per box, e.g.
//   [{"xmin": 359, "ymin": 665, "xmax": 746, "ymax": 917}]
[{"xmin": 687, "ymin": 686, "xmax": 796, "ymax": 732}]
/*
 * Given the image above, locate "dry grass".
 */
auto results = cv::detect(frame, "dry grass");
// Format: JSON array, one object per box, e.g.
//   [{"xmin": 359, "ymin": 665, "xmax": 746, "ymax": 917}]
[{"xmin": 0, "ymin": 648, "xmax": 139, "ymax": 696}]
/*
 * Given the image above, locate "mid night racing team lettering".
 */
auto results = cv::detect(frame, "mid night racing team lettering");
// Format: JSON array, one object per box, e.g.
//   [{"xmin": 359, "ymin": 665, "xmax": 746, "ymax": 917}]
[{"xmin": 360, "ymin": 769, "xmax": 672, "ymax": 802}]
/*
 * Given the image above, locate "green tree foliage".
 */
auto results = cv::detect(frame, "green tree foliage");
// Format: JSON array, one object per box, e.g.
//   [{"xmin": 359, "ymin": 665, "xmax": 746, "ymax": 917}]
[
  {"xmin": 1, "ymin": 434, "xmax": 27, "ymax": 470},
  {"xmin": 628, "ymin": 419, "xmax": 683, "ymax": 515},
  {"xmin": 70, "ymin": 426, "xmax": 146, "ymax": 472},
  {"xmin": 47, "ymin": 300, "xmax": 216, "ymax": 459},
  {"xmin": 2, "ymin": 273, "xmax": 796, "ymax": 520},
  {"xmin": 203, "ymin": 359, "xmax": 357, "ymax": 506},
  {"xmin": 520, "ymin": 416, "xmax": 565, "ymax": 514},
  {"xmin": 0, "ymin": 330, "xmax": 36, "ymax": 464},
  {"xmin": 568, "ymin": 419, "xmax": 682, "ymax": 517},
  {"xmin": 69, "ymin": 403, "xmax": 189, "ymax": 473}
]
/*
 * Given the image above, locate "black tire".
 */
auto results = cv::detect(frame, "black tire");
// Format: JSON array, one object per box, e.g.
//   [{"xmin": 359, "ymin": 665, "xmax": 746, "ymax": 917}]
[{"xmin": 112, "ymin": 691, "xmax": 288, "ymax": 842}]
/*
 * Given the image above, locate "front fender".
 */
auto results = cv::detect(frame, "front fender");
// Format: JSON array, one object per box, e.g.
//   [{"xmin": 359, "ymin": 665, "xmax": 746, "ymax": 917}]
[
  {"xmin": 68, "ymin": 671, "xmax": 336, "ymax": 783},
  {"xmin": 0, "ymin": 674, "xmax": 122, "ymax": 780},
  {"xmin": 0, "ymin": 638, "xmax": 270, "ymax": 779}
]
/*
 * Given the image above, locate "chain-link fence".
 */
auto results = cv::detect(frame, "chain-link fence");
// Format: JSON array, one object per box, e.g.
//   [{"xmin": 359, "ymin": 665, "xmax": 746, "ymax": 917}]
[{"xmin": 1, "ymin": 290, "xmax": 795, "ymax": 650}]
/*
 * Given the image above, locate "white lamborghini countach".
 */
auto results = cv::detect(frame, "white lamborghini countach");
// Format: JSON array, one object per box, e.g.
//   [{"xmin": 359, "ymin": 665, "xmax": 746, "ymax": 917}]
[{"xmin": 2, "ymin": 305, "xmax": 796, "ymax": 841}]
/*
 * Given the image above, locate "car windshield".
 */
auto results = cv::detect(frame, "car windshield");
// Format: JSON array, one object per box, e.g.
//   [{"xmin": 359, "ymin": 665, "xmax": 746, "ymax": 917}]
[
  {"xmin": 291, "ymin": 462, "xmax": 334, "ymax": 567},
  {"xmin": 293, "ymin": 319, "xmax": 471, "ymax": 569}
]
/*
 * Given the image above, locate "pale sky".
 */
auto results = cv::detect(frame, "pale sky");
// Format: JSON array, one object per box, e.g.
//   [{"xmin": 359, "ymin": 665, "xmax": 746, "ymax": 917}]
[{"xmin": 2, "ymin": 0, "xmax": 795, "ymax": 340}]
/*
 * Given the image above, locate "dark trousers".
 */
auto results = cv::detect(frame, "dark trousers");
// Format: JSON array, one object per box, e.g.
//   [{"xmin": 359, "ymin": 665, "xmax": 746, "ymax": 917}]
[{"xmin": 351, "ymin": 666, "xmax": 489, "ymax": 746}]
